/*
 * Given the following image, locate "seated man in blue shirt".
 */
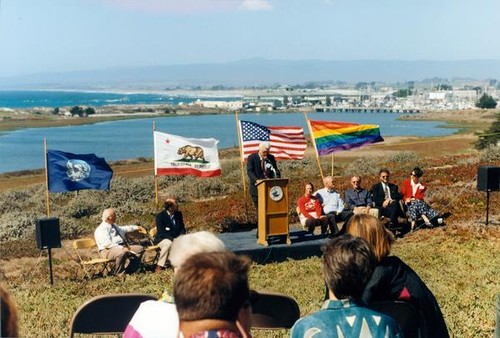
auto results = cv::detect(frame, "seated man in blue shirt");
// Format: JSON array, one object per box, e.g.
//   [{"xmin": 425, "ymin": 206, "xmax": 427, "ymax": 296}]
[
  {"xmin": 315, "ymin": 176, "xmax": 353, "ymax": 236},
  {"xmin": 290, "ymin": 235, "xmax": 403, "ymax": 338},
  {"xmin": 344, "ymin": 175, "xmax": 379, "ymax": 218}
]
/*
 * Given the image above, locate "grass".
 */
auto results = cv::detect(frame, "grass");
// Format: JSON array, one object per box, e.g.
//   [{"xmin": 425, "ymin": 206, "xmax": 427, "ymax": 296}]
[
  {"xmin": 3, "ymin": 226, "xmax": 499, "ymax": 337},
  {"xmin": 1, "ymin": 117, "xmax": 499, "ymax": 337}
]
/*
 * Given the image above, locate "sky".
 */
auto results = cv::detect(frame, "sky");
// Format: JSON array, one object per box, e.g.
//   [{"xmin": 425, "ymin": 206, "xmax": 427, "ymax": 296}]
[{"xmin": 0, "ymin": 0, "xmax": 499, "ymax": 77}]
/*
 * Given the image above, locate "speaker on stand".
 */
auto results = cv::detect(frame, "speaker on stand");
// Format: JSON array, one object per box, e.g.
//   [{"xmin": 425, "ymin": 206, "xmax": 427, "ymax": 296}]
[
  {"xmin": 477, "ymin": 166, "xmax": 500, "ymax": 225},
  {"xmin": 35, "ymin": 217, "xmax": 61, "ymax": 285}
]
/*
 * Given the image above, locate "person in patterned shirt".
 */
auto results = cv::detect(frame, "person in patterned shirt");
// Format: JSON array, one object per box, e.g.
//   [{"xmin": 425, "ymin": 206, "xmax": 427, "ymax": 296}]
[
  {"xmin": 174, "ymin": 251, "xmax": 253, "ymax": 338},
  {"xmin": 290, "ymin": 235, "xmax": 403, "ymax": 338}
]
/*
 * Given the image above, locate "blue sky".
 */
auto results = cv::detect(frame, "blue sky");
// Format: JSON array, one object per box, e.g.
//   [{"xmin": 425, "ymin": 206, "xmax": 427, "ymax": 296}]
[{"xmin": 0, "ymin": 0, "xmax": 499, "ymax": 77}]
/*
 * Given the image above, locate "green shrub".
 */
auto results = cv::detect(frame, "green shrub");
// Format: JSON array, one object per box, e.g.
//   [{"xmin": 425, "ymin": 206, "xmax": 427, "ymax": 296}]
[{"xmin": 480, "ymin": 144, "xmax": 500, "ymax": 163}]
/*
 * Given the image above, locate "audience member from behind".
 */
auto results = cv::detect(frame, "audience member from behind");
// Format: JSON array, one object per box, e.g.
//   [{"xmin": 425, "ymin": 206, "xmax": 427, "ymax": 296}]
[
  {"xmin": 347, "ymin": 213, "xmax": 449, "ymax": 338},
  {"xmin": 154, "ymin": 198, "xmax": 187, "ymax": 273},
  {"xmin": 297, "ymin": 182, "xmax": 329, "ymax": 234},
  {"xmin": 1, "ymin": 284, "xmax": 19, "ymax": 338},
  {"xmin": 94, "ymin": 208, "xmax": 145, "ymax": 275},
  {"xmin": 371, "ymin": 168, "xmax": 403, "ymax": 229},
  {"xmin": 344, "ymin": 175, "xmax": 379, "ymax": 218},
  {"xmin": 291, "ymin": 235, "xmax": 403, "ymax": 338},
  {"xmin": 401, "ymin": 167, "xmax": 443, "ymax": 231},
  {"xmin": 124, "ymin": 231, "xmax": 226, "ymax": 338},
  {"xmin": 175, "ymin": 251, "xmax": 253, "ymax": 338},
  {"xmin": 315, "ymin": 176, "xmax": 354, "ymax": 236}
]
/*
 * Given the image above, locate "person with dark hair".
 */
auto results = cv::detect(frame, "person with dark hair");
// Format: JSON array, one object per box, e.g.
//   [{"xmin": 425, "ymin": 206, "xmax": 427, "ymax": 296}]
[
  {"xmin": 371, "ymin": 168, "xmax": 404, "ymax": 229},
  {"xmin": 401, "ymin": 167, "xmax": 442, "ymax": 231},
  {"xmin": 154, "ymin": 198, "xmax": 186, "ymax": 272},
  {"xmin": 174, "ymin": 251, "xmax": 252, "ymax": 338},
  {"xmin": 1, "ymin": 284, "xmax": 19, "ymax": 337},
  {"xmin": 124, "ymin": 231, "xmax": 226, "ymax": 338},
  {"xmin": 297, "ymin": 182, "xmax": 329, "ymax": 234},
  {"xmin": 347, "ymin": 214, "xmax": 449, "ymax": 338},
  {"xmin": 291, "ymin": 235, "xmax": 403, "ymax": 338}
]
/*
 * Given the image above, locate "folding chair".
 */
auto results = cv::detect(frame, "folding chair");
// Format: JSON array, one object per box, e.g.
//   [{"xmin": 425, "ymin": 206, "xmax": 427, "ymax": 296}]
[
  {"xmin": 131, "ymin": 227, "xmax": 160, "ymax": 268},
  {"xmin": 251, "ymin": 291, "xmax": 301, "ymax": 329},
  {"xmin": 368, "ymin": 300, "xmax": 421, "ymax": 338},
  {"xmin": 69, "ymin": 293, "xmax": 157, "ymax": 337},
  {"xmin": 73, "ymin": 238, "xmax": 112, "ymax": 279}
]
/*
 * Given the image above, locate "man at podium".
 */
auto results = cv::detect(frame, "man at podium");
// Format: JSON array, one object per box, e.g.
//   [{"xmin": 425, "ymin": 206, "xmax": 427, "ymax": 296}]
[{"xmin": 247, "ymin": 141, "xmax": 281, "ymax": 209}]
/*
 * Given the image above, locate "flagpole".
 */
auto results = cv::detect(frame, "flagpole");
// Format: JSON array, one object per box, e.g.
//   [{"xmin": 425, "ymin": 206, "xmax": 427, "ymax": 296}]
[
  {"xmin": 44, "ymin": 138, "xmax": 51, "ymax": 217},
  {"xmin": 331, "ymin": 154, "xmax": 334, "ymax": 177},
  {"xmin": 303, "ymin": 113, "xmax": 324, "ymax": 180},
  {"xmin": 235, "ymin": 110, "xmax": 247, "ymax": 193},
  {"xmin": 153, "ymin": 121, "xmax": 159, "ymax": 206}
]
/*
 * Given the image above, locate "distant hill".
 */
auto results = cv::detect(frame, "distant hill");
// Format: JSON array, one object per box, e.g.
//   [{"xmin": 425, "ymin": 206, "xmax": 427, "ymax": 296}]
[{"xmin": 1, "ymin": 58, "xmax": 500, "ymax": 89}]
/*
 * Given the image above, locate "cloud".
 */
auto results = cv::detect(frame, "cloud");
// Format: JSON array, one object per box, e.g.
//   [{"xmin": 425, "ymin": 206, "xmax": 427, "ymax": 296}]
[
  {"xmin": 239, "ymin": 0, "xmax": 273, "ymax": 11},
  {"xmin": 101, "ymin": 0, "xmax": 272, "ymax": 14}
]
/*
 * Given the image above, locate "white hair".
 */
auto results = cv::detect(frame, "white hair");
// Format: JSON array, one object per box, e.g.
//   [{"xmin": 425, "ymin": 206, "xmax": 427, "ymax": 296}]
[
  {"xmin": 169, "ymin": 231, "xmax": 226, "ymax": 269},
  {"xmin": 259, "ymin": 141, "xmax": 270, "ymax": 150},
  {"xmin": 101, "ymin": 208, "xmax": 114, "ymax": 222}
]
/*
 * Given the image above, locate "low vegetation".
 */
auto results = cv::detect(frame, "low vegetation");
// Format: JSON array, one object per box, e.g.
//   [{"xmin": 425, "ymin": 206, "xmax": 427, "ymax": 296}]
[{"xmin": 0, "ymin": 135, "xmax": 499, "ymax": 337}]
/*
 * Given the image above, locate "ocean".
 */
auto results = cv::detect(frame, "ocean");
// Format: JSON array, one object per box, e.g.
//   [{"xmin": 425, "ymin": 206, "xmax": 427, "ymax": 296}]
[{"xmin": 0, "ymin": 90, "xmax": 240, "ymax": 109}]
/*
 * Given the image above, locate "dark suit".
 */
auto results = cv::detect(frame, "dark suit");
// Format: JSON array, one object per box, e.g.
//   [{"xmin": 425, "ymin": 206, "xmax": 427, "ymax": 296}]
[
  {"xmin": 371, "ymin": 182, "xmax": 403, "ymax": 227},
  {"xmin": 154, "ymin": 210, "xmax": 186, "ymax": 245},
  {"xmin": 246, "ymin": 152, "xmax": 280, "ymax": 207}
]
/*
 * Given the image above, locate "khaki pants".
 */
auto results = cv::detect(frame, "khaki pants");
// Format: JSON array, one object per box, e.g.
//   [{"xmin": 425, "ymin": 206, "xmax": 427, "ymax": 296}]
[
  {"xmin": 101, "ymin": 244, "xmax": 144, "ymax": 274},
  {"xmin": 157, "ymin": 239, "xmax": 173, "ymax": 267},
  {"xmin": 353, "ymin": 206, "xmax": 379, "ymax": 219}
]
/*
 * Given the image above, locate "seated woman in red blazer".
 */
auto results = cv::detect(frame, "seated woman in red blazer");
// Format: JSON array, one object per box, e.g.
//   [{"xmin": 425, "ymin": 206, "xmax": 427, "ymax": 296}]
[{"xmin": 401, "ymin": 167, "xmax": 442, "ymax": 231}]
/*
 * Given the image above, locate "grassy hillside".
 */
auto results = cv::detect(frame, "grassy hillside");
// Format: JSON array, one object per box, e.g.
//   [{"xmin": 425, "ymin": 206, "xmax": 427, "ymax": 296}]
[{"xmin": 0, "ymin": 134, "xmax": 499, "ymax": 337}]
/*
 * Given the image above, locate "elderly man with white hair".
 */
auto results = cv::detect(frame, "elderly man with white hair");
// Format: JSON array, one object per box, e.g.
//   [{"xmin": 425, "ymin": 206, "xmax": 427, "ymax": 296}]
[
  {"xmin": 123, "ymin": 231, "xmax": 227, "ymax": 338},
  {"xmin": 94, "ymin": 208, "xmax": 145, "ymax": 275},
  {"xmin": 246, "ymin": 141, "xmax": 280, "ymax": 209}
]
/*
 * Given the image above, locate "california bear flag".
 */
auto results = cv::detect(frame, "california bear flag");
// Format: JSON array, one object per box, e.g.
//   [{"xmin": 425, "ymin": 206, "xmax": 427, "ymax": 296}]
[{"xmin": 154, "ymin": 131, "xmax": 221, "ymax": 177}]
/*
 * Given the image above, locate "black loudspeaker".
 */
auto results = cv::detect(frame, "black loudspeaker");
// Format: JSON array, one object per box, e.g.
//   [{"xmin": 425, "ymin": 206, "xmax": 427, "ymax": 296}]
[
  {"xmin": 35, "ymin": 217, "xmax": 61, "ymax": 249},
  {"xmin": 477, "ymin": 166, "xmax": 500, "ymax": 192}
]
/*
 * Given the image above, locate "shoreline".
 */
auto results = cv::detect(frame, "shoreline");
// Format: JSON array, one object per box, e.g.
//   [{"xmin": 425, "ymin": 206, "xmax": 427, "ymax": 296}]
[
  {"xmin": 1, "ymin": 104, "xmax": 494, "ymax": 134},
  {"xmin": 0, "ymin": 132, "xmax": 478, "ymax": 191}
]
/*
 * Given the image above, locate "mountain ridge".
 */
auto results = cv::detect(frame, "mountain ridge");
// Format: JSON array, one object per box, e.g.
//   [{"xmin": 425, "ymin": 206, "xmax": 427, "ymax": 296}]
[{"xmin": 1, "ymin": 58, "xmax": 499, "ymax": 89}]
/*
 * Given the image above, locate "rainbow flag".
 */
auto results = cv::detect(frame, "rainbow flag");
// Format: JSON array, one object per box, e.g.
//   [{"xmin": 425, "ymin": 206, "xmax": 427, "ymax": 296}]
[{"xmin": 309, "ymin": 119, "xmax": 384, "ymax": 156}]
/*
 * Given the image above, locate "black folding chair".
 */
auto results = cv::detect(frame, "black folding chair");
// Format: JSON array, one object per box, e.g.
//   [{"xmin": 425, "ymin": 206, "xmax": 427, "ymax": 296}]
[
  {"xmin": 251, "ymin": 291, "xmax": 301, "ymax": 329},
  {"xmin": 69, "ymin": 293, "xmax": 156, "ymax": 337}
]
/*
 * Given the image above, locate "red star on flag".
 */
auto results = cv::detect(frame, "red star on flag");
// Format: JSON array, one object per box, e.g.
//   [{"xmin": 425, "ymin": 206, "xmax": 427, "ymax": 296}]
[{"xmin": 165, "ymin": 139, "xmax": 170, "ymax": 144}]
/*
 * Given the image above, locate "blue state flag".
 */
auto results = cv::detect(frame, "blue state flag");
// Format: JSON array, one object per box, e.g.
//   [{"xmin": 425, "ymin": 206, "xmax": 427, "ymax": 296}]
[{"xmin": 47, "ymin": 150, "xmax": 113, "ymax": 193}]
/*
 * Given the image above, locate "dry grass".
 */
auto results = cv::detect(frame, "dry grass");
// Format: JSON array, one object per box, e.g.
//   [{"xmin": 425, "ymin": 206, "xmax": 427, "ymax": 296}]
[{"xmin": 1, "ymin": 121, "xmax": 499, "ymax": 336}]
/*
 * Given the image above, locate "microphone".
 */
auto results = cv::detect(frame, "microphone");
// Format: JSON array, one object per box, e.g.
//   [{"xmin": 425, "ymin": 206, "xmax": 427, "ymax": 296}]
[{"xmin": 265, "ymin": 161, "xmax": 277, "ymax": 178}]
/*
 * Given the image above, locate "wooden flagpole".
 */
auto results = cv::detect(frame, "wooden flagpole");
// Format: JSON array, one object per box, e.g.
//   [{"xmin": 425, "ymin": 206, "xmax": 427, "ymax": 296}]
[
  {"xmin": 153, "ymin": 121, "xmax": 159, "ymax": 206},
  {"xmin": 235, "ymin": 111, "xmax": 247, "ymax": 193},
  {"xmin": 331, "ymin": 154, "xmax": 334, "ymax": 177},
  {"xmin": 43, "ymin": 138, "xmax": 51, "ymax": 217},
  {"xmin": 303, "ymin": 113, "xmax": 324, "ymax": 180}
]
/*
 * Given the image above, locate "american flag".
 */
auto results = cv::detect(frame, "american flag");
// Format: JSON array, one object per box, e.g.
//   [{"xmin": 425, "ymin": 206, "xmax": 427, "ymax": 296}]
[{"xmin": 239, "ymin": 120, "xmax": 307, "ymax": 160}]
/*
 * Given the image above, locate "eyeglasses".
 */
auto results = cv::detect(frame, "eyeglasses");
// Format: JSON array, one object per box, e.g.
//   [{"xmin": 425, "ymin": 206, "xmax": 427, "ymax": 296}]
[
  {"xmin": 410, "ymin": 174, "xmax": 416, "ymax": 177},
  {"xmin": 381, "ymin": 175, "xmax": 389, "ymax": 178}
]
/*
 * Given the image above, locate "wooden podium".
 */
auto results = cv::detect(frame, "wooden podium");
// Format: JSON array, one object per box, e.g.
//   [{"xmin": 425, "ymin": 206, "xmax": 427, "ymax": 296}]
[{"xmin": 256, "ymin": 178, "xmax": 290, "ymax": 246}]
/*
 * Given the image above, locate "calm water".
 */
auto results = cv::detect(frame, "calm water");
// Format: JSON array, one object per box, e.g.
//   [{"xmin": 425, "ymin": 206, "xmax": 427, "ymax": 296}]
[{"xmin": 0, "ymin": 112, "xmax": 456, "ymax": 173}]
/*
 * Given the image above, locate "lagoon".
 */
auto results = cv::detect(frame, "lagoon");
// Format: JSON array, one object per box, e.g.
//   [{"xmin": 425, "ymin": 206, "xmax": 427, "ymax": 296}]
[{"xmin": 0, "ymin": 112, "xmax": 456, "ymax": 173}]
